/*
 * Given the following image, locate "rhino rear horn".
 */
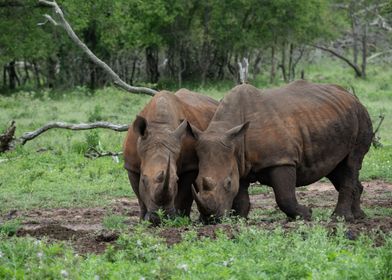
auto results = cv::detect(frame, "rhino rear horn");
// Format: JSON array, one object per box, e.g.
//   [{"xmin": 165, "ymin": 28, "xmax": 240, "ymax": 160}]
[{"xmin": 173, "ymin": 119, "xmax": 188, "ymax": 140}]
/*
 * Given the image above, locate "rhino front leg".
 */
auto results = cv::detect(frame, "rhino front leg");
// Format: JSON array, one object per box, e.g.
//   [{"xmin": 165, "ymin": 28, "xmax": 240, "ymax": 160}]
[
  {"xmin": 127, "ymin": 171, "xmax": 147, "ymax": 220},
  {"xmin": 175, "ymin": 171, "xmax": 197, "ymax": 217},
  {"xmin": 268, "ymin": 166, "xmax": 312, "ymax": 220},
  {"xmin": 232, "ymin": 179, "xmax": 250, "ymax": 218}
]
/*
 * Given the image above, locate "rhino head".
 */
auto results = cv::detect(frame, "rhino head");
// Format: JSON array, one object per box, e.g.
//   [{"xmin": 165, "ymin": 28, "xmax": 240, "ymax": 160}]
[
  {"xmin": 189, "ymin": 122, "xmax": 249, "ymax": 223},
  {"xmin": 133, "ymin": 115, "xmax": 188, "ymax": 225}
]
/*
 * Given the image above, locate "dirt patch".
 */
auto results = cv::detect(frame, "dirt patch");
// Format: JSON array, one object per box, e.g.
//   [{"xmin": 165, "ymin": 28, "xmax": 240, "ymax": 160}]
[{"xmin": 2, "ymin": 180, "xmax": 391, "ymax": 254}]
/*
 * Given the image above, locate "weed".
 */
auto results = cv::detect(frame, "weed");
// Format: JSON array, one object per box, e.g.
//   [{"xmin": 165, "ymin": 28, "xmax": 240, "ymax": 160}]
[
  {"xmin": 0, "ymin": 219, "xmax": 21, "ymax": 236},
  {"xmin": 102, "ymin": 214, "xmax": 128, "ymax": 231}
]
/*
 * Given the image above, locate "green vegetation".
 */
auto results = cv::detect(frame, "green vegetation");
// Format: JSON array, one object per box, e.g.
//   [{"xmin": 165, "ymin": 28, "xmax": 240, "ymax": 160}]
[{"xmin": 1, "ymin": 223, "xmax": 392, "ymax": 279}]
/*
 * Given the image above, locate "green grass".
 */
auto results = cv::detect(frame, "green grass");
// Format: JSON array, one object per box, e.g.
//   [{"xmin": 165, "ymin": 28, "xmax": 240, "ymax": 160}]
[
  {"xmin": 0, "ymin": 223, "xmax": 391, "ymax": 279},
  {"xmin": 102, "ymin": 214, "xmax": 128, "ymax": 231}
]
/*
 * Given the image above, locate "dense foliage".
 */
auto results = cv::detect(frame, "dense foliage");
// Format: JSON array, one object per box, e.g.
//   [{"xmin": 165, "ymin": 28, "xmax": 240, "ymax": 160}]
[{"xmin": 1, "ymin": 0, "xmax": 390, "ymax": 91}]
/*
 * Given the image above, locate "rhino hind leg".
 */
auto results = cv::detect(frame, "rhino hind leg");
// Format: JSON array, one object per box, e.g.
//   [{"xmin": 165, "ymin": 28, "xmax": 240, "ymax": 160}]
[
  {"xmin": 352, "ymin": 182, "xmax": 366, "ymax": 219},
  {"xmin": 174, "ymin": 171, "xmax": 197, "ymax": 217},
  {"xmin": 327, "ymin": 157, "xmax": 363, "ymax": 222},
  {"xmin": 268, "ymin": 166, "xmax": 312, "ymax": 220},
  {"xmin": 232, "ymin": 180, "xmax": 251, "ymax": 218}
]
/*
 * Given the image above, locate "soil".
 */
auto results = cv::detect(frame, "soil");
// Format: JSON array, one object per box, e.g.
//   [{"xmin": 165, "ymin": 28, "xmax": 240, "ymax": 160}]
[{"xmin": 2, "ymin": 180, "xmax": 392, "ymax": 254}]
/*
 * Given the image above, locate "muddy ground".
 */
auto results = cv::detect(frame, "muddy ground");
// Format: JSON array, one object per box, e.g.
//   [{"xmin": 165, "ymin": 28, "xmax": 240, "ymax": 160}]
[{"xmin": 2, "ymin": 180, "xmax": 392, "ymax": 254}]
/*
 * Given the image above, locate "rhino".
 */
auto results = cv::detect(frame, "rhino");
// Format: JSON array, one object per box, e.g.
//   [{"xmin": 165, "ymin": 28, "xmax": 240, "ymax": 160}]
[
  {"xmin": 189, "ymin": 81, "xmax": 373, "ymax": 223},
  {"xmin": 123, "ymin": 89, "xmax": 218, "ymax": 225}
]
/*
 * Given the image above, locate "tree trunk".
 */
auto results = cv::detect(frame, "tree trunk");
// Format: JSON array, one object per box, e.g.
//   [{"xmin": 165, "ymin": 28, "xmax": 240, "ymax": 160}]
[
  {"xmin": 288, "ymin": 43, "xmax": 294, "ymax": 81},
  {"xmin": 349, "ymin": 1, "xmax": 359, "ymax": 66},
  {"xmin": 23, "ymin": 59, "xmax": 30, "ymax": 85},
  {"xmin": 46, "ymin": 57, "xmax": 57, "ymax": 88},
  {"xmin": 200, "ymin": 3, "xmax": 211, "ymax": 87},
  {"xmin": 8, "ymin": 60, "xmax": 20, "ymax": 90},
  {"xmin": 270, "ymin": 45, "xmax": 276, "ymax": 84},
  {"xmin": 252, "ymin": 50, "xmax": 262, "ymax": 80},
  {"xmin": 146, "ymin": 46, "xmax": 160, "ymax": 83},
  {"xmin": 361, "ymin": 24, "xmax": 367, "ymax": 79},
  {"xmin": 3, "ymin": 64, "xmax": 7, "ymax": 88},
  {"xmin": 279, "ymin": 43, "xmax": 288, "ymax": 83},
  {"xmin": 32, "ymin": 60, "xmax": 41, "ymax": 88}
]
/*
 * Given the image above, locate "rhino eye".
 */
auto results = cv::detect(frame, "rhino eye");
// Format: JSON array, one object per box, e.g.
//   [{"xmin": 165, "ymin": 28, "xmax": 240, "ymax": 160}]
[
  {"xmin": 224, "ymin": 177, "xmax": 231, "ymax": 191},
  {"xmin": 155, "ymin": 170, "xmax": 164, "ymax": 183}
]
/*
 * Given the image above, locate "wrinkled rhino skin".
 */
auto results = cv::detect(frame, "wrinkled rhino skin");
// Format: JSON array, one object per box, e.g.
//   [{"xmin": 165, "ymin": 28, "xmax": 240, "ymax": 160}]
[
  {"xmin": 123, "ymin": 89, "xmax": 218, "ymax": 224},
  {"xmin": 191, "ymin": 81, "xmax": 373, "ymax": 223}
]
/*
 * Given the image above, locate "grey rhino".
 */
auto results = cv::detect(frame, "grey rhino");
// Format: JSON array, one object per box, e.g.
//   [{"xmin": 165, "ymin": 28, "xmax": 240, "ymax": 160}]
[
  {"xmin": 189, "ymin": 81, "xmax": 373, "ymax": 223},
  {"xmin": 123, "ymin": 89, "xmax": 218, "ymax": 225}
]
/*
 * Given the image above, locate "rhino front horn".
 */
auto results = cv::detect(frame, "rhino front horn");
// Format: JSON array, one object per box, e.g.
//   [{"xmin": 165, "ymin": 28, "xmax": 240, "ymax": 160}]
[
  {"xmin": 162, "ymin": 155, "xmax": 171, "ymax": 192},
  {"xmin": 192, "ymin": 185, "xmax": 203, "ymax": 205},
  {"xmin": 154, "ymin": 156, "xmax": 171, "ymax": 201}
]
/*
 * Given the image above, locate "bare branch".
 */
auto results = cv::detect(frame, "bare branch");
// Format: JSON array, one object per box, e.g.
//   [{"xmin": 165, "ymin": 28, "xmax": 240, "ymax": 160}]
[
  {"xmin": 370, "ymin": 15, "xmax": 392, "ymax": 31},
  {"xmin": 311, "ymin": 45, "xmax": 363, "ymax": 77},
  {"xmin": 373, "ymin": 114, "xmax": 385, "ymax": 137},
  {"xmin": 372, "ymin": 114, "xmax": 385, "ymax": 148},
  {"xmin": 38, "ymin": 0, "xmax": 157, "ymax": 96},
  {"xmin": 0, "ymin": 121, "xmax": 129, "ymax": 153},
  {"xmin": 19, "ymin": 121, "xmax": 129, "ymax": 145},
  {"xmin": 84, "ymin": 147, "xmax": 123, "ymax": 161},
  {"xmin": 38, "ymin": 14, "xmax": 59, "ymax": 26},
  {"xmin": 367, "ymin": 50, "xmax": 392, "ymax": 62}
]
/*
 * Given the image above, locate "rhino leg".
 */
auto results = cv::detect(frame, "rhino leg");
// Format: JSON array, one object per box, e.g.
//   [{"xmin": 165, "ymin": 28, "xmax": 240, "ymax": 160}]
[
  {"xmin": 352, "ymin": 182, "xmax": 366, "ymax": 219},
  {"xmin": 175, "ymin": 171, "xmax": 197, "ymax": 217},
  {"xmin": 327, "ymin": 156, "xmax": 364, "ymax": 222},
  {"xmin": 127, "ymin": 171, "xmax": 147, "ymax": 220},
  {"xmin": 268, "ymin": 166, "xmax": 312, "ymax": 220},
  {"xmin": 232, "ymin": 179, "xmax": 250, "ymax": 218}
]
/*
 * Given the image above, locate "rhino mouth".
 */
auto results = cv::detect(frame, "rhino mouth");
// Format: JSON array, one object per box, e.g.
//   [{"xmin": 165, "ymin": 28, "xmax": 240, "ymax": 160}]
[
  {"xmin": 191, "ymin": 185, "xmax": 220, "ymax": 219},
  {"xmin": 199, "ymin": 213, "xmax": 222, "ymax": 225},
  {"xmin": 144, "ymin": 207, "xmax": 176, "ymax": 226}
]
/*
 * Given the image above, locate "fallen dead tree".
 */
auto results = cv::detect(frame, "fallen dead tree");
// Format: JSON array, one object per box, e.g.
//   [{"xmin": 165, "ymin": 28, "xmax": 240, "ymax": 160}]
[{"xmin": 0, "ymin": 121, "xmax": 129, "ymax": 153}]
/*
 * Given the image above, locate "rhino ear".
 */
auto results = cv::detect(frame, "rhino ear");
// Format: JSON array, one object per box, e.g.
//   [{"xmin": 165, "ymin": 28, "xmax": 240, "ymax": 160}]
[
  {"xmin": 225, "ymin": 121, "xmax": 249, "ymax": 140},
  {"xmin": 173, "ymin": 119, "xmax": 188, "ymax": 140},
  {"xmin": 133, "ymin": 115, "xmax": 148, "ymax": 138},
  {"xmin": 187, "ymin": 122, "xmax": 202, "ymax": 141}
]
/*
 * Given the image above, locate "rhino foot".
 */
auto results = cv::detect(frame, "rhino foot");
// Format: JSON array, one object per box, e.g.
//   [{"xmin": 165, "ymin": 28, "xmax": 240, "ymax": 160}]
[
  {"xmin": 332, "ymin": 209, "xmax": 354, "ymax": 223},
  {"xmin": 352, "ymin": 209, "xmax": 366, "ymax": 220}
]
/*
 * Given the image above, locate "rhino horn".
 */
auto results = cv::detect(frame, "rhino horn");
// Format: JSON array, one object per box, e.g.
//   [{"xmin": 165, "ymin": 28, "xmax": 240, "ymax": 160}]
[
  {"xmin": 162, "ymin": 155, "xmax": 171, "ymax": 193},
  {"xmin": 192, "ymin": 185, "xmax": 204, "ymax": 206},
  {"xmin": 192, "ymin": 185, "xmax": 216, "ymax": 216},
  {"xmin": 154, "ymin": 156, "xmax": 171, "ymax": 201}
]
